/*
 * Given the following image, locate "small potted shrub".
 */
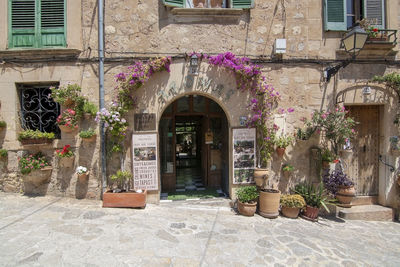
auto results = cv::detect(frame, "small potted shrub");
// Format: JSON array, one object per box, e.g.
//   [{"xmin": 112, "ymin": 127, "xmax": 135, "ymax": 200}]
[
  {"xmin": 56, "ymin": 144, "xmax": 75, "ymax": 168},
  {"xmin": 76, "ymin": 166, "xmax": 89, "ymax": 182},
  {"xmin": 18, "ymin": 130, "xmax": 55, "ymax": 145},
  {"xmin": 0, "ymin": 121, "xmax": 6, "ymax": 130},
  {"xmin": 0, "ymin": 148, "xmax": 7, "ymax": 160},
  {"xmin": 50, "ymin": 84, "xmax": 81, "ymax": 107},
  {"xmin": 294, "ymin": 182, "xmax": 329, "ymax": 221},
  {"xmin": 323, "ymin": 170, "xmax": 355, "ymax": 205},
  {"xmin": 79, "ymin": 128, "xmax": 96, "ymax": 142},
  {"xmin": 236, "ymin": 186, "xmax": 258, "ymax": 216},
  {"xmin": 19, "ymin": 152, "xmax": 52, "ymax": 187},
  {"xmin": 321, "ymin": 148, "xmax": 335, "ymax": 169},
  {"xmin": 103, "ymin": 170, "xmax": 147, "ymax": 208},
  {"xmin": 282, "ymin": 164, "xmax": 294, "ymax": 178},
  {"xmin": 280, "ymin": 194, "xmax": 306, "ymax": 219},
  {"xmin": 57, "ymin": 109, "xmax": 78, "ymax": 133},
  {"xmin": 274, "ymin": 134, "xmax": 293, "ymax": 157},
  {"xmin": 83, "ymin": 101, "xmax": 98, "ymax": 119}
]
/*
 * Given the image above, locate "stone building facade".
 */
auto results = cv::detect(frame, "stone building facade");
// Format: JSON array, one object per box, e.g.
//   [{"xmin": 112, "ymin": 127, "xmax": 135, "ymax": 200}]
[{"xmin": 0, "ymin": 0, "xmax": 399, "ymax": 215}]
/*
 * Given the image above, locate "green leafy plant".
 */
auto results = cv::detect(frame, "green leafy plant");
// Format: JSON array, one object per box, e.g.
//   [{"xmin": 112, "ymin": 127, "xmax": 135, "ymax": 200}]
[
  {"xmin": 19, "ymin": 152, "xmax": 50, "ymax": 174},
  {"xmin": 0, "ymin": 148, "xmax": 7, "ymax": 158},
  {"xmin": 280, "ymin": 194, "xmax": 306, "ymax": 208},
  {"xmin": 79, "ymin": 128, "xmax": 96, "ymax": 138},
  {"xmin": 0, "ymin": 121, "xmax": 6, "ymax": 128},
  {"xmin": 56, "ymin": 145, "xmax": 74, "ymax": 158},
  {"xmin": 236, "ymin": 186, "xmax": 258, "ymax": 203},
  {"xmin": 321, "ymin": 148, "xmax": 335, "ymax": 162},
  {"xmin": 282, "ymin": 164, "xmax": 294, "ymax": 172},
  {"xmin": 294, "ymin": 182, "xmax": 329, "ymax": 212},
  {"xmin": 274, "ymin": 134, "xmax": 293, "ymax": 148},
  {"xmin": 50, "ymin": 84, "xmax": 81, "ymax": 106},
  {"xmin": 83, "ymin": 101, "xmax": 98, "ymax": 116},
  {"xmin": 110, "ymin": 170, "xmax": 133, "ymax": 191},
  {"xmin": 18, "ymin": 130, "xmax": 55, "ymax": 141}
]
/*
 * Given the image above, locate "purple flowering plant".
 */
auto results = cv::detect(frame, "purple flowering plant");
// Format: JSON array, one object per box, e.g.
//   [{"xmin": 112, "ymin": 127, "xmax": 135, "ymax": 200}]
[{"xmin": 323, "ymin": 170, "xmax": 354, "ymax": 196}]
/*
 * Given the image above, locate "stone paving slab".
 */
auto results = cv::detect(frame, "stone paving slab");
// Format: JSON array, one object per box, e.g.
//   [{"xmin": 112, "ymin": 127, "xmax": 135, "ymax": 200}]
[{"xmin": 0, "ymin": 193, "xmax": 400, "ymax": 266}]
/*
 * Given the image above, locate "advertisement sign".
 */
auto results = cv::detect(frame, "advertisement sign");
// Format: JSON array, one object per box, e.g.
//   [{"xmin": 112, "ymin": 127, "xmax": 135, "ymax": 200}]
[
  {"xmin": 132, "ymin": 133, "xmax": 158, "ymax": 190},
  {"xmin": 233, "ymin": 128, "xmax": 256, "ymax": 184}
]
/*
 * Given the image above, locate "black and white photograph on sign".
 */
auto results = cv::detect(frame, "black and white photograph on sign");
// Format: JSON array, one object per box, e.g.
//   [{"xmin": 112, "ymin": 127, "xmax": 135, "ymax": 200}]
[
  {"xmin": 232, "ymin": 128, "xmax": 256, "ymax": 184},
  {"xmin": 132, "ymin": 133, "xmax": 158, "ymax": 191}
]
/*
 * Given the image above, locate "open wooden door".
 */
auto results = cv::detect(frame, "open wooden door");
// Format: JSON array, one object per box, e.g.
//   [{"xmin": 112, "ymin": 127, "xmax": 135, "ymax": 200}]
[{"xmin": 159, "ymin": 117, "xmax": 176, "ymax": 192}]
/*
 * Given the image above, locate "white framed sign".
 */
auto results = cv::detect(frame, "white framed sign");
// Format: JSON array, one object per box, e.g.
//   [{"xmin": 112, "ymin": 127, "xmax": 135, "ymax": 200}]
[
  {"xmin": 232, "ymin": 128, "xmax": 256, "ymax": 184},
  {"xmin": 132, "ymin": 133, "xmax": 158, "ymax": 190}
]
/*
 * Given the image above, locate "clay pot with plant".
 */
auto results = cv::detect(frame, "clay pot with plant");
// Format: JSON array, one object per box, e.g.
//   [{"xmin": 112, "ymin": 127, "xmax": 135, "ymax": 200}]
[
  {"xmin": 76, "ymin": 166, "xmax": 89, "ymax": 182},
  {"xmin": 294, "ymin": 182, "xmax": 330, "ymax": 221},
  {"xmin": 274, "ymin": 134, "xmax": 293, "ymax": 158},
  {"xmin": 323, "ymin": 170, "xmax": 355, "ymax": 205},
  {"xmin": 18, "ymin": 130, "xmax": 55, "ymax": 145},
  {"xmin": 280, "ymin": 194, "xmax": 306, "ymax": 219},
  {"xmin": 56, "ymin": 145, "xmax": 75, "ymax": 168},
  {"xmin": 236, "ymin": 186, "xmax": 259, "ymax": 216},
  {"xmin": 282, "ymin": 164, "xmax": 294, "ymax": 179},
  {"xmin": 321, "ymin": 148, "xmax": 335, "ymax": 169},
  {"xmin": 79, "ymin": 128, "xmax": 97, "ymax": 142}
]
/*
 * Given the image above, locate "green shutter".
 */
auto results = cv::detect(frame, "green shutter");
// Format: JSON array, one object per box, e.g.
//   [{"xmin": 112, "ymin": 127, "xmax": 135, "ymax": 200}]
[
  {"xmin": 364, "ymin": 0, "xmax": 385, "ymax": 29},
  {"xmin": 324, "ymin": 0, "xmax": 346, "ymax": 31},
  {"xmin": 9, "ymin": 0, "xmax": 36, "ymax": 48},
  {"xmin": 231, "ymin": 0, "xmax": 254, "ymax": 9},
  {"xmin": 162, "ymin": 0, "xmax": 184, "ymax": 8},
  {"xmin": 40, "ymin": 0, "xmax": 66, "ymax": 47}
]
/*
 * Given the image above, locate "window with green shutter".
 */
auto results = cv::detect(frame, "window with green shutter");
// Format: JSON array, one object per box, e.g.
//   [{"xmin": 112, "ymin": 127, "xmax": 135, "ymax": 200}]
[
  {"xmin": 162, "ymin": 0, "xmax": 254, "ymax": 8},
  {"xmin": 8, "ymin": 0, "xmax": 66, "ymax": 49},
  {"xmin": 324, "ymin": 0, "xmax": 347, "ymax": 31}
]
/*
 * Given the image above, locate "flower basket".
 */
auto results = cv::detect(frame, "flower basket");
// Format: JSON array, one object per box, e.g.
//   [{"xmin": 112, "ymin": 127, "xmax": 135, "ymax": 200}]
[
  {"xmin": 58, "ymin": 156, "xmax": 75, "ymax": 168},
  {"xmin": 23, "ymin": 167, "xmax": 53, "ymax": 187},
  {"xmin": 20, "ymin": 138, "xmax": 53, "ymax": 145},
  {"xmin": 78, "ymin": 171, "xmax": 89, "ymax": 182},
  {"xmin": 59, "ymin": 125, "xmax": 78, "ymax": 133},
  {"xmin": 81, "ymin": 135, "xmax": 97, "ymax": 143},
  {"xmin": 103, "ymin": 190, "xmax": 147, "ymax": 208}
]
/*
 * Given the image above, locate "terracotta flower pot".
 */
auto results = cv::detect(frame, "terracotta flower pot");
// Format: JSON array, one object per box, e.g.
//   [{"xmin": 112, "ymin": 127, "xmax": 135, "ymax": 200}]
[
  {"xmin": 81, "ymin": 135, "xmax": 97, "ymax": 143},
  {"xmin": 103, "ymin": 190, "xmax": 147, "ymax": 208},
  {"xmin": 22, "ymin": 167, "xmax": 53, "ymax": 187},
  {"xmin": 282, "ymin": 170, "xmax": 291, "ymax": 179},
  {"xmin": 303, "ymin": 205, "xmax": 319, "ymax": 220},
  {"xmin": 58, "ymin": 156, "xmax": 74, "ymax": 168},
  {"xmin": 237, "ymin": 200, "xmax": 257, "ymax": 216},
  {"xmin": 259, "ymin": 189, "xmax": 281, "ymax": 218},
  {"xmin": 20, "ymin": 138, "xmax": 53, "ymax": 145},
  {"xmin": 77, "ymin": 172, "xmax": 89, "ymax": 182},
  {"xmin": 336, "ymin": 185, "xmax": 356, "ymax": 204},
  {"xmin": 276, "ymin": 147, "xmax": 285, "ymax": 157},
  {"xmin": 281, "ymin": 206, "xmax": 300, "ymax": 219},
  {"xmin": 59, "ymin": 125, "xmax": 78, "ymax": 133},
  {"xmin": 63, "ymin": 98, "xmax": 75, "ymax": 107},
  {"xmin": 254, "ymin": 168, "xmax": 268, "ymax": 188}
]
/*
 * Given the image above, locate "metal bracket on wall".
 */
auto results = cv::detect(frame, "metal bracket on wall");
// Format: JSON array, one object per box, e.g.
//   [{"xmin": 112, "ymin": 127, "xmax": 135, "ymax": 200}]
[{"xmin": 378, "ymin": 155, "xmax": 395, "ymax": 172}]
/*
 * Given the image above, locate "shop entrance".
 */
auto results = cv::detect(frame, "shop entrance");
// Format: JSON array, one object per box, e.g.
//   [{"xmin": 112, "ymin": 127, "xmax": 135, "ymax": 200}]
[{"xmin": 159, "ymin": 95, "xmax": 229, "ymax": 200}]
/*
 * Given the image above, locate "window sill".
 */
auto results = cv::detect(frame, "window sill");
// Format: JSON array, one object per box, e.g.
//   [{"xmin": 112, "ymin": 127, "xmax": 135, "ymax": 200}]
[
  {"xmin": 171, "ymin": 7, "xmax": 244, "ymax": 17},
  {"xmin": 0, "ymin": 48, "xmax": 81, "ymax": 60}
]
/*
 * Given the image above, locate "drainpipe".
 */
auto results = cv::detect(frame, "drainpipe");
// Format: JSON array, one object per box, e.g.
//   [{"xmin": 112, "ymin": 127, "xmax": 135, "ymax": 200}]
[{"xmin": 98, "ymin": 0, "xmax": 106, "ymax": 196}]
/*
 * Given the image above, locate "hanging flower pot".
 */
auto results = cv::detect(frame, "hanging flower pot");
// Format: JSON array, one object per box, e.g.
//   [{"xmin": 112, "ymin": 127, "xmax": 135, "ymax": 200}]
[
  {"xmin": 77, "ymin": 171, "xmax": 89, "ymax": 182},
  {"xmin": 276, "ymin": 147, "xmax": 285, "ymax": 157},
  {"xmin": 59, "ymin": 125, "xmax": 78, "ymax": 133},
  {"xmin": 63, "ymin": 98, "xmax": 75, "ymax": 107},
  {"xmin": 253, "ymin": 168, "xmax": 268, "ymax": 188},
  {"xmin": 336, "ymin": 185, "xmax": 356, "ymax": 204},
  {"xmin": 58, "ymin": 156, "xmax": 75, "ymax": 168},
  {"xmin": 81, "ymin": 135, "xmax": 97, "ymax": 143},
  {"xmin": 23, "ymin": 167, "xmax": 53, "ymax": 187}
]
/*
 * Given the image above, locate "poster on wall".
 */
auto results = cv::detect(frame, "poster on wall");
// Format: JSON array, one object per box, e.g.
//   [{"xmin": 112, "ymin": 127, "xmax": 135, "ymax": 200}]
[
  {"xmin": 132, "ymin": 133, "xmax": 158, "ymax": 190},
  {"xmin": 233, "ymin": 128, "xmax": 256, "ymax": 184}
]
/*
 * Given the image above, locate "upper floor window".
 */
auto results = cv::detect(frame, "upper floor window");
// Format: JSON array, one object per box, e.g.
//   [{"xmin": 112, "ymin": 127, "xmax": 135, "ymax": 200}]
[
  {"xmin": 324, "ymin": 0, "xmax": 385, "ymax": 31},
  {"xmin": 162, "ymin": 0, "xmax": 254, "ymax": 9},
  {"xmin": 8, "ymin": 0, "xmax": 66, "ymax": 49}
]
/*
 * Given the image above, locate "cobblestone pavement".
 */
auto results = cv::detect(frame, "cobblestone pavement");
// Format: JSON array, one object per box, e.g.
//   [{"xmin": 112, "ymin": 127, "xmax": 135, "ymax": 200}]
[{"xmin": 0, "ymin": 193, "xmax": 399, "ymax": 266}]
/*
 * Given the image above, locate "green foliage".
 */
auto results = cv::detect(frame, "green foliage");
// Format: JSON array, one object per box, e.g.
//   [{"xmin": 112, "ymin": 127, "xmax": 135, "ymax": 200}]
[
  {"xmin": 236, "ymin": 186, "xmax": 258, "ymax": 203},
  {"xmin": 372, "ymin": 73, "xmax": 400, "ymax": 92},
  {"xmin": 19, "ymin": 152, "xmax": 50, "ymax": 175},
  {"xmin": 321, "ymin": 148, "xmax": 335, "ymax": 162},
  {"xmin": 280, "ymin": 194, "xmax": 306, "ymax": 208},
  {"xmin": 296, "ymin": 126, "xmax": 315, "ymax": 141},
  {"xmin": 294, "ymin": 182, "xmax": 329, "ymax": 212},
  {"xmin": 79, "ymin": 128, "xmax": 96, "ymax": 138},
  {"xmin": 274, "ymin": 134, "xmax": 293, "ymax": 148},
  {"xmin": 50, "ymin": 84, "xmax": 81, "ymax": 106},
  {"xmin": 0, "ymin": 121, "xmax": 6, "ymax": 128},
  {"xmin": 282, "ymin": 164, "xmax": 294, "ymax": 172},
  {"xmin": 0, "ymin": 149, "xmax": 7, "ymax": 158},
  {"xmin": 18, "ymin": 130, "xmax": 55, "ymax": 141},
  {"xmin": 83, "ymin": 101, "xmax": 98, "ymax": 116},
  {"xmin": 110, "ymin": 170, "xmax": 133, "ymax": 190}
]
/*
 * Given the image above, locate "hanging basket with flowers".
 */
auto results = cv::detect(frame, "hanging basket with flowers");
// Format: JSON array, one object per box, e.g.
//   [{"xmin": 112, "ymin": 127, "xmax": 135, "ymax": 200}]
[{"xmin": 56, "ymin": 145, "xmax": 75, "ymax": 168}]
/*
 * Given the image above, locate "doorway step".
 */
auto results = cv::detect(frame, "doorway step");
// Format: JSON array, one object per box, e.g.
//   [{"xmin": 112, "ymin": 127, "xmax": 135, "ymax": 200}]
[{"xmin": 338, "ymin": 205, "xmax": 394, "ymax": 221}]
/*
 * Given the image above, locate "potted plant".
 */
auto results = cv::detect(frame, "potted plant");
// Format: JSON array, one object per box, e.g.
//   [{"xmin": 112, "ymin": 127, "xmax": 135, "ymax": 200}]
[
  {"xmin": 274, "ymin": 134, "xmax": 293, "ymax": 157},
  {"xmin": 280, "ymin": 194, "xmax": 306, "ymax": 219},
  {"xmin": 18, "ymin": 130, "xmax": 55, "ymax": 145},
  {"xmin": 76, "ymin": 166, "xmax": 89, "ymax": 182},
  {"xmin": 236, "ymin": 186, "xmax": 258, "ymax": 216},
  {"xmin": 282, "ymin": 164, "xmax": 294, "ymax": 179},
  {"xmin": 57, "ymin": 109, "xmax": 78, "ymax": 133},
  {"xmin": 0, "ymin": 121, "xmax": 6, "ymax": 130},
  {"xmin": 83, "ymin": 101, "xmax": 98, "ymax": 119},
  {"xmin": 294, "ymin": 182, "xmax": 329, "ymax": 221},
  {"xmin": 50, "ymin": 84, "xmax": 81, "ymax": 107},
  {"xmin": 103, "ymin": 170, "xmax": 147, "ymax": 208},
  {"xmin": 0, "ymin": 148, "xmax": 7, "ymax": 160},
  {"xmin": 321, "ymin": 148, "xmax": 335, "ymax": 169},
  {"xmin": 389, "ymin": 136, "xmax": 400, "ymax": 156},
  {"xmin": 323, "ymin": 170, "xmax": 355, "ymax": 205},
  {"xmin": 19, "ymin": 152, "xmax": 52, "ymax": 187},
  {"xmin": 79, "ymin": 128, "xmax": 97, "ymax": 142},
  {"xmin": 56, "ymin": 144, "xmax": 75, "ymax": 168}
]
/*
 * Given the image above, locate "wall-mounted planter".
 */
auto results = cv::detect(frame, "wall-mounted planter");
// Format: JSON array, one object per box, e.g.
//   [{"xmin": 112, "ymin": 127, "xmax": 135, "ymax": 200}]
[
  {"xmin": 81, "ymin": 135, "xmax": 96, "ymax": 143},
  {"xmin": 23, "ymin": 167, "xmax": 53, "ymax": 187},
  {"xmin": 20, "ymin": 138, "xmax": 53, "ymax": 145},
  {"xmin": 103, "ymin": 190, "xmax": 147, "ymax": 208},
  {"xmin": 59, "ymin": 125, "xmax": 78, "ymax": 133},
  {"xmin": 58, "ymin": 156, "xmax": 75, "ymax": 168},
  {"xmin": 77, "ymin": 172, "xmax": 89, "ymax": 182}
]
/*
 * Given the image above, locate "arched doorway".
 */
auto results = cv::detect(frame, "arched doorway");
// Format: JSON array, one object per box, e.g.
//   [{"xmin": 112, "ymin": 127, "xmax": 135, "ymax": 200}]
[{"xmin": 159, "ymin": 94, "xmax": 229, "ymax": 199}]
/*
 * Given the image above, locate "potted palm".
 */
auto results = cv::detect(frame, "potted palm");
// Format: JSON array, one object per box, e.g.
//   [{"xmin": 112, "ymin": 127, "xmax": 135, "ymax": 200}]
[
  {"xmin": 236, "ymin": 186, "xmax": 258, "ymax": 216},
  {"xmin": 103, "ymin": 170, "xmax": 147, "ymax": 208},
  {"xmin": 280, "ymin": 194, "xmax": 306, "ymax": 219},
  {"xmin": 323, "ymin": 170, "xmax": 355, "ymax": 205},
  {"xmin": 294, "ymin": 182, "xmax": 329, "ymax": 221}
]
